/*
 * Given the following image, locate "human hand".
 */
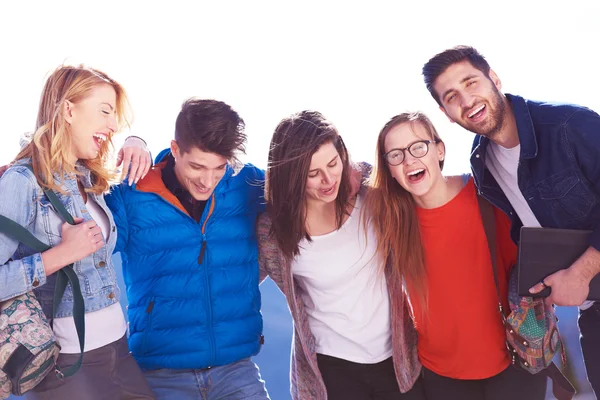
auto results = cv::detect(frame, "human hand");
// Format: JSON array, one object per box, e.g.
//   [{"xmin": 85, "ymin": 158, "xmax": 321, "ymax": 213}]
[
  {"xmin": 42, "ymin": 218, "xmax": 104, "ymax": 275},
  {"xmin": 117, "ymin": 136, "xmax": 151, "ymax": 186},
  {"xmin": 348, "ymin": 162, "xmax": 371, "ymax": 197},
  {"xmin": 529, "ymin": 265, "xmax": 590, "ymax": 307}
]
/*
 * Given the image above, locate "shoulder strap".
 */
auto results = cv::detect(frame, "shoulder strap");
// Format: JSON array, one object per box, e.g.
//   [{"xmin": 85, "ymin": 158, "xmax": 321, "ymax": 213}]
[
  {"xmin": 2, "ymin": 165, "xmax": 84, "ymax": 378},
  {"xmin": 23, "ymin": 165, "xmax": 74, "ymax": 225},
  {"xmin": 0, "ymin": 216, "xmax": 50, "ymax": 253},
  {"xmin": 476, "ymin": 194, "xmax": 504, "ymax": 312}
]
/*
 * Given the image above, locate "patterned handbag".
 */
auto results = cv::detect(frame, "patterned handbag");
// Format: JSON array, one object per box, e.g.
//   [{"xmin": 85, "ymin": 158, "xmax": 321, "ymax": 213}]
[
  {"xmin": 0, "ymin": 171, "xmax": 85, "ymax": 399},
  {"xmin": 477, "ymin": 195, "xmax": 575, "ymax": 400}
]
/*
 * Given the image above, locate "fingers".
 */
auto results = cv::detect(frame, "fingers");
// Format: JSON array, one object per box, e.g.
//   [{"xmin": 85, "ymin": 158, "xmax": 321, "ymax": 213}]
[
  {"xmin": 529, "ymin": 272, "xmax": 555, "ymax": 294},
  {"xmin": 119, "ymin": 147, "xmax": 134, "ymax": 182},
  {"xmin": 139, "ymin": 151, "xmax": 151, "ymax": 180},
  {"xmin": 116, "ymin": 148, "xmax": 124, "ymax": 167},
  {"xmin": 127, "ymin": 152, "xmax": 142, "ymax": 186},
  {"xmin": 72, "ymin": 217, "xmax": 85, "ymax": 225},
  {"xmin": 89, "ymin": 225, "xmax": 102, "ymax": 237},
  {"xmin": 528, "ymin": 281, "xmax": 547, "ymax": 294}
]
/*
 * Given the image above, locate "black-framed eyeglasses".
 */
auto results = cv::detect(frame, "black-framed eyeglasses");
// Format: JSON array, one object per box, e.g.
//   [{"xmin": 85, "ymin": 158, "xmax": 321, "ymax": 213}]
[{"xmin": 384, "ymin": 140, "xmax": 440, "ymax": 166}]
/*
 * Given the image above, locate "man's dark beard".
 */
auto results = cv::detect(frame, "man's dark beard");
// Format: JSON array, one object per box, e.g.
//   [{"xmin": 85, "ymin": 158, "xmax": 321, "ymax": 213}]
[{"xmin": 459, "ymin": 87, "xmax": 507, "ymax": 139}]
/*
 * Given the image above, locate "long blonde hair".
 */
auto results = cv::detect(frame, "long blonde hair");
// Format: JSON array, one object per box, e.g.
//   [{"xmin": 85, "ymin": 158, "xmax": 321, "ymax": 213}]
[
  {"xmin": 14, "ymin": 64, "xmax": 132, "ymax": 194},
  {"xmin": 365, "ymin": 111, "xmax": 445, "ymax": 316}
]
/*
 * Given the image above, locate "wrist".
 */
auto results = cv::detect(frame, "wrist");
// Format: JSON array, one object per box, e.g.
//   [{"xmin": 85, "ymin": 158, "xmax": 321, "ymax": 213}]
[
  {"xmin": 41, "ymin": 246, "xmax": 70, "ymax": 275},
  {"xmin": 572, "ymin": 247, "xmax": 600, "ymax": 283},
  {"xmin": 125, "ymin": 135, "xmax": 147, "ymax": 146}
]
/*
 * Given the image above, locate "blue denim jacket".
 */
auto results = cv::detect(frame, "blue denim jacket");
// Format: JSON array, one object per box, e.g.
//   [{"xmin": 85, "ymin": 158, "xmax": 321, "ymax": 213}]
[
  {"xmin": 471, "ymin": 93, "xmax": 600, "ymax": 249},
  {"xmin": 0, "ymin": 161, "xmax": 120, "ymax": 318}
]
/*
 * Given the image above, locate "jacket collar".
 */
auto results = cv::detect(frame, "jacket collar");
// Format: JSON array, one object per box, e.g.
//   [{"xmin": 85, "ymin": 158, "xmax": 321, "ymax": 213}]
[{"xmin": 471, "ymin": 93, "xmax": 538, "ymax": 161}]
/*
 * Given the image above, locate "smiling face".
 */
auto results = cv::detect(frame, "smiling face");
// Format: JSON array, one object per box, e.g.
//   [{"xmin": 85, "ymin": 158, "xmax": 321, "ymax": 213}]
[
  {"xmin": 171, "ymin": 141, "xmax": 228, "ymax": 201},
  {"xmin": 384, "ymin": 121, "xmax": 445, "ymax": 199},
  {"xmin": 433, "ymin": 60, "xmax": 507, "ymax": 139},
  {"xmin": 305, "ymin": 141, "xmax": 344, "ymax": 206},
  {"xmin": 64, "ymin": 83, "xmax": 117, "ymax": 163}
]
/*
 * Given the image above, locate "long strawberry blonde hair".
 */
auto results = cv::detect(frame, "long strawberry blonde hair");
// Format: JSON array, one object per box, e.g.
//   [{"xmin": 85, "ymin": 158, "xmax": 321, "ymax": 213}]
[
  {"xmin": 14, "ymin": 64, "xmax": 131, "ymax": 194},
  {"xmin": 365, "ymin": 111, "xmax": 444, "ymax": 315}
]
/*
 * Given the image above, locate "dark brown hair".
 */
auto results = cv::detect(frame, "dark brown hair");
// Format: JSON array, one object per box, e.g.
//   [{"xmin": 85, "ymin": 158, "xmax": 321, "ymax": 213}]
[
  {"xmin": 174, "ymin": 98, "xmax": 246, "ymax": 162},
  {"xmin": 265, "ymin": 110, "xmax": 352, "ymax": 259},
  {"xmin": 423, "ymin": 45, "xmax": 491, "ymax": 105},
  {"xmin": 365, "ymin": 111, "xmax": 444, "ymax": 315}
]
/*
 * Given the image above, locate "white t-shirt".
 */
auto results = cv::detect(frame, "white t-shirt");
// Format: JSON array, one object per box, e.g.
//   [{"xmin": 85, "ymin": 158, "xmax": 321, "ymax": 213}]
[
  {"xmin": 53, "ymin": 196, "xmax": 127, "ymax": 353},
  {"xmin": 292, "ymin": 195, "xmax": 392, "ymax": 364},
  {"xmin": 486, "ymin": 142, "xmax": 593, "ymax": 310}
]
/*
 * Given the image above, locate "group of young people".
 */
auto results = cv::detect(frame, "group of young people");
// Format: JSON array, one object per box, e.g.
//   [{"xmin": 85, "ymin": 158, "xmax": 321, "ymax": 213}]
[{"xmin": 0, "ymin": 45, "xmax": 598, "ymax": 400}]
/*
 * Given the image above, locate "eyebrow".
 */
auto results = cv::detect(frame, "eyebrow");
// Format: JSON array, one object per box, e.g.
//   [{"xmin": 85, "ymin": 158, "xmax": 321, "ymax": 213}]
[
  {"xmin": 189, "ymin": 161, "xmax": 227, "ymax": 169},
  {"xmin": 441, "ymin": 74, "xmax": 479, "ymax": 100},
  {"xmin": 101, "ymin": 102, "xmax": 114, "ymax": 110},
  {"xmin": 309, "ymin": 155, "xmax": 339, "ymax": 173}
]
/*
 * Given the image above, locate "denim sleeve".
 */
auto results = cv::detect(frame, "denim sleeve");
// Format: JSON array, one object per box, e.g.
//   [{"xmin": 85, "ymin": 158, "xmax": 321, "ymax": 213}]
[
  {"xmin": 105, "ymin": 183, "xmax": 129, "ymax": 262},
  {"xmin": 0, "ymin": 168, "xmax": 47, "ymax": 301},
  {"xmin": 566, "ymin": 108, "xmax": 600, "ymax": 250}
]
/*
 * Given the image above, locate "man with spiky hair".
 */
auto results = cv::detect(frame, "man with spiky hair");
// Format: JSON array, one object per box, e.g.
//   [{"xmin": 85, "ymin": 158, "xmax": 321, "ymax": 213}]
[{"xmin": 106, "ymin": 98, "xmax": 269, "ymax": 400}]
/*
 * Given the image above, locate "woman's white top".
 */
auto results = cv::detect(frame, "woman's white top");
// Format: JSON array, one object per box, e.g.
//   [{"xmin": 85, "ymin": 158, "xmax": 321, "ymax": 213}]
[
  {"xmin": 292, "ymin": 195, "xmax": 392, "ymax": 364},
  {"xmin": 53, "ymin": 195, "xmax": 127, "ymax": 353}
]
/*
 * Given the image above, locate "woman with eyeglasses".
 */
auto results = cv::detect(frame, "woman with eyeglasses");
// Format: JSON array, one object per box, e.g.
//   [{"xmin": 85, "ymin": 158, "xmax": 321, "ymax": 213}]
[{"xmin": 364, "ymin": 112, "xmax": 548, "ymax": 400}]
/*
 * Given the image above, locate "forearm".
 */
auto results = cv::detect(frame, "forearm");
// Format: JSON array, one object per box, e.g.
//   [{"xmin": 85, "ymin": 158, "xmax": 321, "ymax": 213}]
[
  {"xmin": 40, "ymin": 245, "xmax": 72, "ymax": 276},
  {"xmin": 572, "ymin": 246, "xmax": 600, "ymax": 283}
]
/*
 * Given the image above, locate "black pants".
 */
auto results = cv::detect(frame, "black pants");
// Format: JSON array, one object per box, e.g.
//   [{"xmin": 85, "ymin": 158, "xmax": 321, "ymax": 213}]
[
  {"xmin": 421, "ymin": 364, "xmax": 547, "ymax": 400},
  {"xmin": 579, "ymin": 302, "xmax": 600, "ymax": 397},
  {"xmin": 316, "ymin": 353, "xmax": 425, "ymax": 400}
]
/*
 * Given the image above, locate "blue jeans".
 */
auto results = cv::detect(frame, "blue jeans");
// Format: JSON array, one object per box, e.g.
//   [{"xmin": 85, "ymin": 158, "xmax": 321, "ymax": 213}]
[
  {"xmin": 143, "ymin": 358, "xmax": 270, "ymax": 400},
  {"xmin": 579, "ymin": 302, "xmax": 600, "ymax": 397}
]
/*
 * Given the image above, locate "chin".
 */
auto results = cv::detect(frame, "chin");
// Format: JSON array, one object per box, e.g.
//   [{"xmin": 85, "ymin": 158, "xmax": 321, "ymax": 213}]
[{"xmin": 193, "ymin": 192, "xmax": 212, "ymax": 201}]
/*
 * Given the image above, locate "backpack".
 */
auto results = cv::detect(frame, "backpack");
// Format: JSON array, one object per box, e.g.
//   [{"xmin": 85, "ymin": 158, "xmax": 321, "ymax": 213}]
[{"xmin": 0, "ymin": 167, "xmax": 85, "ymax": 398}]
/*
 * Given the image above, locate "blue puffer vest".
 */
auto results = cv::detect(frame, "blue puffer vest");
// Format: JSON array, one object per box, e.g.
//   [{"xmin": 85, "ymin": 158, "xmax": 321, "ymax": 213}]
[{"xmin": 105, "ymin": 150, "xmax": 265, "ymax": 370}]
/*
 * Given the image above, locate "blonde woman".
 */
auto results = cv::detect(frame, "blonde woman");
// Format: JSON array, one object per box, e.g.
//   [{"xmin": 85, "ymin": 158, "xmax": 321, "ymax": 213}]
[{"xmin": 0, "ymin": 65, "xmax": 155, "ymax": 399}]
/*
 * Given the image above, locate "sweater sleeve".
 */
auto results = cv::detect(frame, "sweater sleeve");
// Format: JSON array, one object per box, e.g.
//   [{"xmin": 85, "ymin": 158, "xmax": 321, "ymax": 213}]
[{"xmin": 256, "ymin": 212, "xmax": 286, "ymax": 292}]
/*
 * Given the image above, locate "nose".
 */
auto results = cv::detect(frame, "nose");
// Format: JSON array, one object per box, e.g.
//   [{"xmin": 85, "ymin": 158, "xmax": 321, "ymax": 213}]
[
  {"xmin": 403, "ymin": 151, "xmax": 419, "ymax": 165},
  {"xmin": 321, "ymin": 170, "xmax": 332, "ymax": 185},
  {"xmin": 461, "ymin": 91, "xmax": 476, "ymax": 109},
  {"xmin": 107, "ymin": 115, "xmax": 117, "ymax": 133},
  {"xmin": 200, "ymin": 169, "xmax": 219, "ymax": 188}
]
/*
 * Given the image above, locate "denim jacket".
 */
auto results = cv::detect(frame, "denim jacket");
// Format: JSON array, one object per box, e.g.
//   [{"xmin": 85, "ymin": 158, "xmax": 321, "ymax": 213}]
[
  {"xmin": 0, "ymin": 161, "xmax": 120, "ymax": 318},
  {"xmin": 471, "ymin": 93, "xmax": 600, "ymax": 249}
]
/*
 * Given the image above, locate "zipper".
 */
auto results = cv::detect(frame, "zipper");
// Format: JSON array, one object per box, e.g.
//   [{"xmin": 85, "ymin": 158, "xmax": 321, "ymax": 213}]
[
  {"xmin": 141, "ymin": 189, "xmax": 218, "ymax": 366},
  {"xmin": 143, "ymin": 297, "xmax": 155, "ymax": 354},
  {"xmin": 199, "ymin": 194, "xmax": 216, "ymax": 366},
  {"xmin": 198, "ymin": 196, "xmax": 215, "ymax": 264}
]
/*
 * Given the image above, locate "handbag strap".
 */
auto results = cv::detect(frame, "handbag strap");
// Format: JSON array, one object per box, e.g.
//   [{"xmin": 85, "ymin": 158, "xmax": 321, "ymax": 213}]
[
  {"xmin": 0, "ymin": 165, "xmax": 84, "ymax": 378},
  {"xmin": 476, "ymin": 195, "xmax": 505, "ymax": 314}
]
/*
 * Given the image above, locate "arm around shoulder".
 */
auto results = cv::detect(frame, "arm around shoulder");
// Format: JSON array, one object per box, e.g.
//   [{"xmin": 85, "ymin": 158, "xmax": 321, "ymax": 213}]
[
  {"xmin": 257, "ymin": 212, "xmax": 286, "ymax": 286},
  {"xmin": 105, "ymin": 182, "xmax": 130, "ymax": 257}
]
